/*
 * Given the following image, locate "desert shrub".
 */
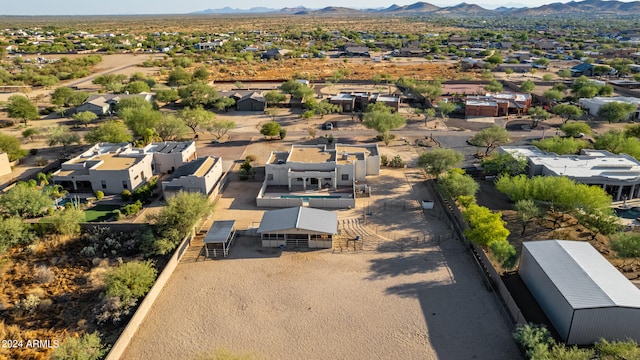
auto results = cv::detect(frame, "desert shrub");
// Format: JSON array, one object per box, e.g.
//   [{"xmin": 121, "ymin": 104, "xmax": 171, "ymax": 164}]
[
  {"xmin": 245, "ymin": 154, "xmax": 257, "ymax": 162},
  {"xmin": 120, "ymin": 189, "xmax": 132, "ymax": 201},
  {"xmin": 193, "ymin": 348, "xmax": 257, "ymax": 360},
  {"xmin": 50, "ymin": 207, "xmax": 85, "ymax": 236},
  {"xmin": 121, "ymin": 200, "xmax": 143, "ymax": 217},
  {"xmin": 388, "ymin": 155, "xmax": 406, "ymax": 168},
  {"xmin": 94, "ymin": 191, "xmax": 104, "ymax": 200},
  {"xmin": 610, "ymin": 233, "xmax": 640, "ymax": 258},
  {"xmin": 595, "ymin": 338, "xmax": 640, "ymax": 359},
  {"xmin": 94, "ymin": 296, "xmax": 137, "ymax": 325},
  {"xmin": 14, "ymin": 294, "xmax": 40, "ymax": 315},
  {"xmin": 50, "ymin": 332, "xmax": 108, "ymax": 360},
  {"xmin": 112, "ymin": 209, "xmax": 122, "ymax": 221},
  {"xmin": 29, "ymin": 148, "xmax": 38, "ymax": 156},
  {"xmin": 380, "ymin": 154, "xmax": 389, "ymax": 166},
  {"xmin": 34, "ymin": 264, "xmax": 54, "ymax": 284},
  {"xmin": 81, "ymin": 227, "xmax": 142, "ymax": 258},
  {"xmin": 104, "ymin": 260, "xmax": 157, "ymax": 304},
  {"xmin": 327, "ymin": 134, "xmax": 334, "ymax": 143}
]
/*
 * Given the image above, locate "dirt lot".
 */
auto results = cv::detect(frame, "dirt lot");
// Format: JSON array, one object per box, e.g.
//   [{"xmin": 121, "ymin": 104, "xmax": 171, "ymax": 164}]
[{"xmin": 121, "ymin": 168, "xmax": 521, "ymax": 360}]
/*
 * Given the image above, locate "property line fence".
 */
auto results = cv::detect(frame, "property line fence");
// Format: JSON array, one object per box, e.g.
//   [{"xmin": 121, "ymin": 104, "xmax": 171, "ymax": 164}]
[{"xmin": 426, "ymin": 180, "xmax": 526, "ymax": 329}]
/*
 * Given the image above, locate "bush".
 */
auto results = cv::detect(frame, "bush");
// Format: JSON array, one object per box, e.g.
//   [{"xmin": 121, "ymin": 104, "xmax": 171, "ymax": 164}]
[
  {"xmin": 380, "ymin": 154, "xmax": 389, "ymax": 166},
  {"xmin": 104, "ymin": 260, "xmax": 157, "ymax": 304},
  {"xmin": 245, "ymin": 154, "xmax": 257, "ymax": 162},
  {"xmin": 34, "ymin": 264, "xmax": 54, "ymax": 284},
  {"xmin": 112, "ymin": 209, "xmax": 122, "ymax": 221},
  {"xmin": 279, "ymin": 129, "xmax": 287, "ymax": 140},
  {"xmin": 610, "ymin": 233, "xmax": 640, "ymax": 258},
  {"xmin": 121, "ymin": 200, "xmax": 143, "ymax": 217},
  {"xmin": 15, "ymin": 294, "xmax": 41, "ymax": 315},
  {"xmin": 29, "ymin": 148, "xmax": 38, "ymax": 156},
  {"xmin": 120, "ymin": 190, "xmax": 131, "ymax": 201},
  {"xmin": 94, "ymin": 191, "xmax": 104, "ymax": 200},
  {"xmin": 94, "ymin": 296, "xmax": 137, "ymax": 325},
  {"xmin": 132, "ymin": 177, "xmax": 158, "ymax": 203},
  {"xmin": 81, "ymin": 227, "xmax": 142, "ymax": 258},
  {"xmin": 327, "ymin": 134, "xmax": 334, "ymax": 143},
  {"xmin": 388, "ymin": 155, "xmax": 406, "ymax": 168},
  {"xmin": 51, "ymin": 332, "xmax": 108, "ymax": 360}
]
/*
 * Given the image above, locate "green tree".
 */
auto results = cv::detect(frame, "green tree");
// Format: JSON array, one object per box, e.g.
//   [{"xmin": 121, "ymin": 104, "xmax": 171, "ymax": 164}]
[
  {"xmin": 116, "ymin": 96, "xmax": 154, "ymax": 112},
  {"xmin": 594, "ymin": 130, "xmax": 640, "ymax": 159},
  {"xmin": 552, "ymin": 104, "xmax": 584, "ymax": 123},
  {"xmin": 417, "ymin": 148, "xmax": 464, "ymax": 177},
  {"xmin": 51, "ymin": 332, "xmax": 108, "ymax": 360},
  {"xmin": 481, "ymin": 152, "xmax": 527, "ymax": 176},
  {"xmin": 484, "ymin": 80, "xmax": 503, "ymax": 93},
  {"xmin": 22, "ymin": 128, "xmax": 40, "ymax": 142},
  {"xmin": 155, "ymin": 89, "xmax": 180, "ymax": 104},
  {"xmin": 0, "ymin": 216, "xmax": 34, "ymax": 254},
  {"xmin": 519, "ymin": 80, "xmax": 535, "ymax": 93},
  {"xmin": 362, "ymin": 111, "xmax": 406, "ymax": 145},
  {"xmin": 167, "ymin": 66, "xmax": 192, "ymax": 86},
  {"xmin": 72, "ymin": 111, "xmax": 98, "ymax": 127},
  {"xmin": 542, "ymin": 74, "xmax": 554, "ymax": 81},
  {"xmin": 543, "ymin": 89, "xmax": 563, "ymax": 102},
  {"xmin": 468, "ymin": 125, "xmax": 510, "ymax": 156},
  {"xmin": 104, "ymin": 260, "xmax": 157, "ymax": 304},
  {"xmin": 179, "ymin": 106, "xmax": 215, "ymax": 134},
  {"xmin": 560, "ymin": 122, "xmax": 591, "ymax": 137},
  {"xmin": 119, "ymin": 107, "xmax": 161, "ymax": 140},
  {"xmin": 531, "ymin": 136, "xmax": 588, "ymax": 155},
  {"xmin": 558, "ymin": 68, "xmax": 571, "ymax": 78},
  {"xmin": 463, "ymin": 203, "xmax": 510, "ymax": 248},
  {"xmin": 527, "ymin": 106, "xmax": 550, "ymax": 128},
  {"xmin": 6, "ymin": 95, "xmax": 38, "ymax": 125},
  {"xmin": 437, "ymin": 170, "xmax": 479, "ymax": 199},
  {"xmin": 0, "ymin": 133, "xmax": 28, "ymax": 161},
  {"xmin": 206, "ymin": 119, "xmax": 236, "ymax": 140},
  {"xmin": 144, "ymin": 191, "xmax": 214, "ymax": 255},
  {"xmin": 515, "ymin": 199, "xmax": 540, "ymax": 236},
  {"xmin": 415, "ymin": 81, "xmax": 442, "ymax": 103},
  {"xmin": 597, "ymin": 101, "xmax": 637, "ymax": 123},
  {"xmin": 0, "ymin": 182, "xmax": 52, "ymax": 218},
  {"xmin": 178, "ymin": 82, "xmax": 219, "ymax": 108},
  {"xmin": 93, "ymin": 73, "xmax": 127, "ymax": 92},
  {"xmin": 84, "ymin": 120, "xmax": 132, "ymax": 143},
  {"xmin": 156, "ymin": 114, "xmax": 189, "ymax": 141},
  {"xmin": 260, "ymin": 122, "xmax": 282, "ymax": 139},
  {"xmin": 213, "ymin": 97, "xmax": 235, "ymax": 112},
  {"xmin": 47, "ymin": 125, "xmax": 81, "ymax": 149},
  {"xmin": 314, "ymin": 101, "xmax": 341, "ymax": 118},
  {"xmin": 576, "ymin": 209, "xmax": 622, "ymax": 240},
  {"xmin": 125, "ymin": 81, "xmax": 151, "ymax": 94},
  {"xmin": 49, "ymin": 207, "xmax": 85, "ymax": 236},
  {"xmin": 486, "ymin": 53, "xmax": 503, "ymax": 64},
  {"xmin": 436, "ymin": 101, "xmax": 455, "ymax": 119},
  {"xmin": 595, "ymin": 339, "xmax": 640, "ymax": 359},
  {"xmin": 264, "ymin": 90, "xmax": 286, "ymax": 107},
  {"xmin": 51, "ymin": 86, "xmax": 74, "ymax": 106},
  {"xmin": 192, "ymin": 66, "xmax": 210, "ymax": 81}
]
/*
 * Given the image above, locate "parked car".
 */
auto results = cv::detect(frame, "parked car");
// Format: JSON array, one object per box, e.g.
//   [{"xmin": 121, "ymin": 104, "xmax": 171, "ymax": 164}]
[{"xmin": 323, "ymin": 122, "xmax": 336, "ymax": 130}]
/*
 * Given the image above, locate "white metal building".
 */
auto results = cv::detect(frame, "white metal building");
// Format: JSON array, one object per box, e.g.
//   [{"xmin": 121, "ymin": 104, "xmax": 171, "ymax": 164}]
[
  {"xmin": 519, "ymin": 240, "xmax": 640, "ymax": 345},
  {"xmin": 257, "ymin": 207, "xmax": 337, "ymax": 249}
]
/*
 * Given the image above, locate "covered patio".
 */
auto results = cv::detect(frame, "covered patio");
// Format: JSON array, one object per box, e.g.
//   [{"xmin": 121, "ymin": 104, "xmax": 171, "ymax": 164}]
[{"xmin": 203, "ymin": 220, "xmax": 237, "ymax": 258}]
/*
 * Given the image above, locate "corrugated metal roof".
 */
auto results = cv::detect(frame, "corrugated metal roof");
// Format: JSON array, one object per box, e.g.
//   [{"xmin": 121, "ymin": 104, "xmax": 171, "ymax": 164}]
[
  {"xmin": 204, "ymin": 220, "xmax": 235, "ymax": 244},
  {"xmin": 257, "ymin": 207, "xmax": 337, "ymax": 234},
  {"xmin": 523, "ymin": 240, "xmax": 640, "ymax": 309}
]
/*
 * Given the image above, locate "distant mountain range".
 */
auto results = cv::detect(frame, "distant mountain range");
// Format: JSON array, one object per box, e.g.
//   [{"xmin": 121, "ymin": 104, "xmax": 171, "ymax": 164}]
[{"xmin": 190, "ymin": 0, "xmax": 640, "ymax": 16}]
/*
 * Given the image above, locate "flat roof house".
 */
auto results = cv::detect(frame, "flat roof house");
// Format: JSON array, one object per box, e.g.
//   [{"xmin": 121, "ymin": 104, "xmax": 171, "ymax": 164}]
[
  {"xmin": 161, "ymin": 156, "xmax": 223, "ymax": 198},
  {"xmin": 519, "ymin": 240, "xmax": 640, "ymax": 345},
  {"xmin": 258, "ymin": 143, "xmax": 379, "ymax": 208},
  {"xmin": 501, "ymin": 146, "xmax": 640, "ymax": 201},
  {"xmin": 53, "ymin": 141, "xmax": 197, "ymax": 195},
  {"xmin": 465, "ymin": 92, "xmax": 531, "ymax": 118},
  {"xmin": 579, "ymin": 96, "xmax": 640, "ymax": 120}
]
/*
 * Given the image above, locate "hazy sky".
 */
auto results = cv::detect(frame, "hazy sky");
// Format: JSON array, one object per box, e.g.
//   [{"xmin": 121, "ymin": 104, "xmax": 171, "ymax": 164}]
[{"xmin": 1, "ymin": 0, "xmax": 634, "ymax": 15}]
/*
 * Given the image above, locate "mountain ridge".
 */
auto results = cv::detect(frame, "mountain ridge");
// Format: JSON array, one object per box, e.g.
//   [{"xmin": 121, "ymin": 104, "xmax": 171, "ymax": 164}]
[{"xmin": 190, "ymin": 0, "xmax": 640, "ymax": 16}]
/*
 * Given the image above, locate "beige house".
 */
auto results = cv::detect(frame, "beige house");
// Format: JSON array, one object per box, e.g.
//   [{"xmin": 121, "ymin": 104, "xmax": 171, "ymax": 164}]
[
  {"xmin": 52, "ymin": 141, "xmax": 198, "ymax": 194},
  {"xmin": 161, "ymin": 156, "xmax": 223, "ymax": 198},
  {"xmin": 257, "ymin": 143, "xmax": 379, "ymax": 208}
]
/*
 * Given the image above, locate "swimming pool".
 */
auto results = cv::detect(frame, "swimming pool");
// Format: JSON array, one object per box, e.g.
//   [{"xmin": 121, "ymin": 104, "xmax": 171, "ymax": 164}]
[{"xmin": 614, "ymin": 207, "xmax": 640, "ymax": 219}]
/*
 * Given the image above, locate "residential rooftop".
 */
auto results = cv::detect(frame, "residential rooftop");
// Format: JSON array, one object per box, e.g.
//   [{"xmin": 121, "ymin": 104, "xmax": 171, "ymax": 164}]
[{"xmin": 288, "ymin": 146, "xmax": 335, "ymax": 163}]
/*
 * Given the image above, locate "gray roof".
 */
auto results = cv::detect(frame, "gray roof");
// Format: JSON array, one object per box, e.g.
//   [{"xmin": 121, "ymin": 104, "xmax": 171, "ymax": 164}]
[
  {"xmin": 149, "ymin": 141, "xmax": 193, "ymax": 154},
  {"xmin": 257, "ymin": 207, "xmax": 337, "ymax": 234},
  {"xmin": 523, "ymin": 240, "xmax": 640, "ymax": 309},
  {"xmin": 204, "ymin": 220, "xmax": 236, "ymax": 244},
  {"xmin": 165, "ymin": 156, "xmax": 215, "ymax": 181}
]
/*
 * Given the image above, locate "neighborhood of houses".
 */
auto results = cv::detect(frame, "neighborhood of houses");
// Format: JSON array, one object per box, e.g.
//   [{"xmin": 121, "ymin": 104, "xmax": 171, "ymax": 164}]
[{"xmin": 7, "ymin": 15, "xmax": 640, "ymax": 359}]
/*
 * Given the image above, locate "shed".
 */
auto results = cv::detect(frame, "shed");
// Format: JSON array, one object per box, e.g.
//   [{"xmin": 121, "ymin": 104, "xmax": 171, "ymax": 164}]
[
  {"xmin": 203, "ymin": 220, "xmax": 236, "ymax": 258},
  {"xmin": 258, "ymin": 207, "xmax": 337, "ymax": 249},
  {"xmin": 236, "ymin": 92, "xmax": 266, "ymax": 111},
  {"xmin": 519, "ymin": 240, "xmax": 640, "ymax": 345}
]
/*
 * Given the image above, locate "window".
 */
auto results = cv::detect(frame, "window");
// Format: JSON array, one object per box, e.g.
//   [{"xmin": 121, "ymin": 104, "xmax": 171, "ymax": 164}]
[
  {"xmin": 267, "ymin": 174, "xmax": 274, "ymax": 181},
  {"xmin": 101, "ymin": 180, "xmax": 107, "ymax": 189},
  {"xmin": 341, "ymin": 174, "xmax": 349, "ymax": 181},
  {"xmin": 122, "ymin": 181, "xmax": 128, "ymax": 189},
  {"xmin": 296, "ymin": 177, "xmax": 303, "ymax": 182}
]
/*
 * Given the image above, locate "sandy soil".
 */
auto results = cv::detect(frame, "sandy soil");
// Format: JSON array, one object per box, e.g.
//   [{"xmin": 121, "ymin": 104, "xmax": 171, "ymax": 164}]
[{"xmin": 121, "ymin": 168, "xmax": 521, "ymax": 360}]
